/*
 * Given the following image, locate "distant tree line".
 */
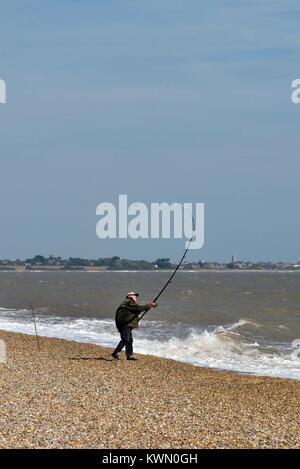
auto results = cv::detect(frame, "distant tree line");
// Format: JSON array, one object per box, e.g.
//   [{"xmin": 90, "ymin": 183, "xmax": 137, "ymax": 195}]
[
  {"xmin": 0, "ymin": 255, "xmax": 299, "ymax": 271},
  {"xmin": 18, "ymin": 255, "xmax": 174, "ymax": 270}
]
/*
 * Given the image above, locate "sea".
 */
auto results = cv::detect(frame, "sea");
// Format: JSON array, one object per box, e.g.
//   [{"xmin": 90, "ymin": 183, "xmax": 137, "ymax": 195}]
[{"xmin": 0, "ymin": 270, "xmax": 299, "ymax": 380}]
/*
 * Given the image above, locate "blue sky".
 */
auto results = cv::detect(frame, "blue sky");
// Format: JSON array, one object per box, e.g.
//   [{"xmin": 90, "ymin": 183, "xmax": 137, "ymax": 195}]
[{"xmin": 0, "ymin": 1, "xmax": 300, "ymax": 262}]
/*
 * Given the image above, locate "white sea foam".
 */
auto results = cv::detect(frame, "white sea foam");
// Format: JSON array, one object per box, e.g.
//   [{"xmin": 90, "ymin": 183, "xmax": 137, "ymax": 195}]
[
  {"xmin": 134, "ymin": 328, "xmax": 300, "ymax": 380},
  {"xmin": 0, "ymin": 307, "xmax": 299, "ymax": 380}
]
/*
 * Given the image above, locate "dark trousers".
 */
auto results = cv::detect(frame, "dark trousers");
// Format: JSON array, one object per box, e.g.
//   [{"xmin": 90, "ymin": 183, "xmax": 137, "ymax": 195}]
[{"xmin": 114, "ymin": 325, "xmax": 133, "ymax": 357}]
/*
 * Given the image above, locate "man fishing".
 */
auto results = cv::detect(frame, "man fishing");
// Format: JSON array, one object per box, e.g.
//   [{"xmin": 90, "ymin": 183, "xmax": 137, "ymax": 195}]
[
  {"xmin": 111, "ymin": 214, "xmax": 195, "ymax": 361},
  {"xmin": 112, "ymin": 292, "xmax": 156, "ymax": 361}
]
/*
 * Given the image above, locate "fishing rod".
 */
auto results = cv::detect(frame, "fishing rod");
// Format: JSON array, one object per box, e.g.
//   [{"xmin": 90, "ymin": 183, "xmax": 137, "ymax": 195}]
[
  {"xmin": 30, "ymin": 301, "xmax": 41, "ymax": 351},
  {"xmin": 138, "ymin": 209, "xmax": 195, "ymax": 322}
]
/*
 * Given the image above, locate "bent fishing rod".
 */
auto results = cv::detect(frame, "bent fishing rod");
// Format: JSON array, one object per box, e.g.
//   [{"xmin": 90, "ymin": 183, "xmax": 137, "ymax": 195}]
[{"xmin": 138, "ymin": 215, "xmax": 195, "ymax": 323}]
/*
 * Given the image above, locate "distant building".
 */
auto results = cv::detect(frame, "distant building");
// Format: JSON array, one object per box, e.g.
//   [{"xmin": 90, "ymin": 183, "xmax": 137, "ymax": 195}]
[{"xmin": 232, "ymin": 254, "xmax": 237, "ymax": 264}]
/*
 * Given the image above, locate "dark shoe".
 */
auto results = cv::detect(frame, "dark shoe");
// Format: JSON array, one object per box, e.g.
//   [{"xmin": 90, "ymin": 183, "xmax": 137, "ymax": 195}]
[
  {"xmin": 127, "ymin": 356, "xmax": 138, "ymax": 361},
  {"xmin": 111, "ymin": 353, "xmax": 120, "ymax": 360}
]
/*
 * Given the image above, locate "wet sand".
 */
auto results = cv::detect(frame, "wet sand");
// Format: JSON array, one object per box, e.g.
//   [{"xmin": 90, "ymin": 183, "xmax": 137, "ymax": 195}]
[{"xmin": 0, "ymin": 329, "xmax": 299, "ymax": 449}]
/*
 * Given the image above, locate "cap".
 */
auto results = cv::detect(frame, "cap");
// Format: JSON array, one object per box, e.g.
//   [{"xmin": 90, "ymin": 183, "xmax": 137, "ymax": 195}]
[{"xmin": 126, "ymin": 292, "xmax": 139, "ymax": 298}]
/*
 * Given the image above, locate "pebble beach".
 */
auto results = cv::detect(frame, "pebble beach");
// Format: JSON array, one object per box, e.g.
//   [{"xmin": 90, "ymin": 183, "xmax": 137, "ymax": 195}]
[{"xmin": 0, "ymin": 329, "xmax": 299, "ymax": 449}]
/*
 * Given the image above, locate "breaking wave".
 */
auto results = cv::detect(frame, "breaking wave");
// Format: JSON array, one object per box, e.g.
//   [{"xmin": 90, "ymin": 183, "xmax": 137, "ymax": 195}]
[{"xmin": 0, "ymin": 307, "xmax": 299, "ymax": 380}]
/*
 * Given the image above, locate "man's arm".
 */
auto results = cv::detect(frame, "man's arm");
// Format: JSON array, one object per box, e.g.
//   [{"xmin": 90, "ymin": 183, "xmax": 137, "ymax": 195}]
[
  {"xmin": 126, "ymin": 299, "xmax": 156, "ymax": 315},
  {"xmin": 127, "ymin": 302, "xmax": 151, "ymax": 315}
]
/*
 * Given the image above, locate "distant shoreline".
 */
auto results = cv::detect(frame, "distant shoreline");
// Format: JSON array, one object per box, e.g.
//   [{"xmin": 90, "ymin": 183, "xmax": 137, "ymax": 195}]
[
  {"xmin": 0, "ymin": 266, "xmax": 300, "ymax": 273},
  {"xmin": 1, "ymin": 254, "xmax": 300, "ymax": 273}
]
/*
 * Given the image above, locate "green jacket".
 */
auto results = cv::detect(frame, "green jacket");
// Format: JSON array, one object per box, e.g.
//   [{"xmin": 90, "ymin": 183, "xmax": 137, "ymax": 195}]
[{"xmin": 115, "ymin": 298, "xmax": 150, "ymax": 329}]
